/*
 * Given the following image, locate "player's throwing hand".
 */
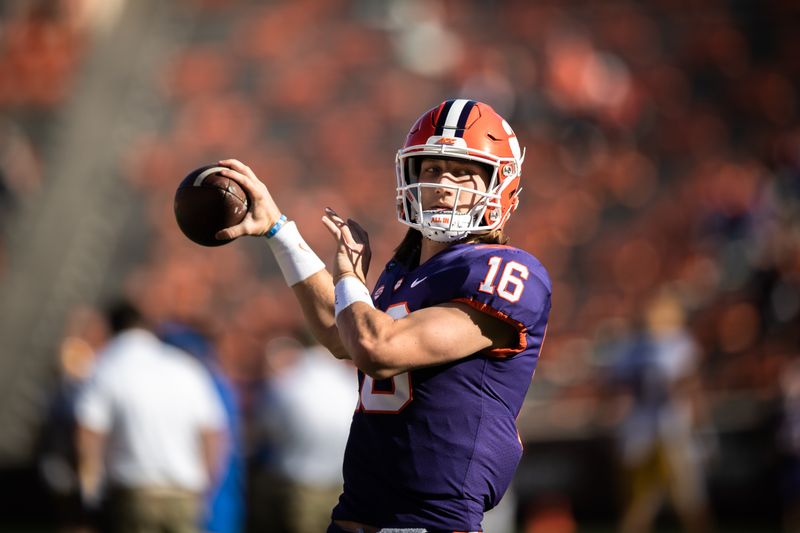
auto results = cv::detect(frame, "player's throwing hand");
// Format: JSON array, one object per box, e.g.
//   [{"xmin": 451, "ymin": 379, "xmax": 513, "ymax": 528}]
[
  {"xmin": 321, "ymin": 207, "xmax": 371, "ymax": 285},
  {"xmin": 213, "ymin": 158, "xmax": 283, "ymax": 241}
]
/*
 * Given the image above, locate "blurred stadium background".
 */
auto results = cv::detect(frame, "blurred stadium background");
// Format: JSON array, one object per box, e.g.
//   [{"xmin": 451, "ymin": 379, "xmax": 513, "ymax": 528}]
[{"xmin": 0, "ymin": 0, "xmax": 797, "ymax": 531}]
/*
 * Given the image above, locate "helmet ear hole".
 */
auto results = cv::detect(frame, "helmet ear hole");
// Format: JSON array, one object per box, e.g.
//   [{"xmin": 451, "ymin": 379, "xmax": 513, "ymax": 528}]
[
  {"xmin": 500, "ymin": 162, "xmax": 517, "ymax": 179},
  {"xmin": 484, "ymin": 207, "xmax": 500, "ymax": 225}
]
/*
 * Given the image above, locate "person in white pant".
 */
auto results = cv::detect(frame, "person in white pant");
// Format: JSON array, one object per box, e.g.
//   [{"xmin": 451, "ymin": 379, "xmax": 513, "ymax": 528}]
[{"xmin": 75, "ymin": 300, "xmax": 227, "ymax": 533}]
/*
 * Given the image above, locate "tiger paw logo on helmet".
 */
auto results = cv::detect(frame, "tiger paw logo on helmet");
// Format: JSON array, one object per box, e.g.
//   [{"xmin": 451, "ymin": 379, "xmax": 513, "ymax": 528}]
[{"xmin": 395, "ymin": 99, "xmax": 525, "ymax": 243}]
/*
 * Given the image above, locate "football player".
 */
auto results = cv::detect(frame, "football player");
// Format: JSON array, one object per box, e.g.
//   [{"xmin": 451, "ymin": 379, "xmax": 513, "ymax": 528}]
[{"xmin": 217, "ymin": 99, "xmax": 552, "ymax": 533}]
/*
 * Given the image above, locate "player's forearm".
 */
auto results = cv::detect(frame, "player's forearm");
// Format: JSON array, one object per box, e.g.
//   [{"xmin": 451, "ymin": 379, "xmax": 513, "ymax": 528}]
[
  {"xmin": 290, "ymin": 270, "xmax": 349, "ymax": 358},
  {"xmin": 333, "ymin": 276, "xmax": 408, "ymax": 376},
  {"xmin": 337, "ymin": 305, "xmax": 405, "ymax": 378},
  {"xmin": 263, "ymin": 220, "xmax": 350, "ymax": 357}
]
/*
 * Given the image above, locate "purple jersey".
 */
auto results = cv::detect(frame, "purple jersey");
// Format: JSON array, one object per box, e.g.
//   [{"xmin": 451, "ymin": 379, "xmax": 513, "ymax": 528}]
[{"xmin": 331, "ymin": 243, "xmax": 551, "ymax": 531}]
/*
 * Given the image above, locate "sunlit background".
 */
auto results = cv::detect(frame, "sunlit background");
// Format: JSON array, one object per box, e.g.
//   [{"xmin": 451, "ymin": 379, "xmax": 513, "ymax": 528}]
[{"xmin": 0, "ymin": 0, "xmax": 798, "ymax": 531}]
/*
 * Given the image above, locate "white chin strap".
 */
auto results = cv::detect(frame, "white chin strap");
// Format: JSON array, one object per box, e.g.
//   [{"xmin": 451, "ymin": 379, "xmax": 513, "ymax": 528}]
[{"xmin": 419, "ymin": 210, "xmax": 473, "ymax": 243}]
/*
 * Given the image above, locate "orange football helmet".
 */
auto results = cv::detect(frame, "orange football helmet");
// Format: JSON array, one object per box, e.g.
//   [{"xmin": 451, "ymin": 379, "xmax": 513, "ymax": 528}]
[{"xmin": 396, "ymin": 99, "xmax": 525, "ymax": 242}]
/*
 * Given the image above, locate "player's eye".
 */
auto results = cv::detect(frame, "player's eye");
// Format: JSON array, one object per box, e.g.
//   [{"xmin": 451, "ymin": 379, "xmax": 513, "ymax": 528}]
[
  {"xmin": 453, "ymin": 167, "xmax": 479, "ymax": 178},
  {"xmin": 422, "ymin": 165, "xmax": 441, "ymax": 177}
]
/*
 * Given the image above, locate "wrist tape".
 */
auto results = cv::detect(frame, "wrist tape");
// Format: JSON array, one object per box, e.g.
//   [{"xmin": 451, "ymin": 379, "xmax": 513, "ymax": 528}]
[
  {"xmin": 334, "ymin": 276, "xmax": 374, "ymax": 318},
  {"xmin": 265, "ymin": 221, "xmax": 325, "ymax": 286}
]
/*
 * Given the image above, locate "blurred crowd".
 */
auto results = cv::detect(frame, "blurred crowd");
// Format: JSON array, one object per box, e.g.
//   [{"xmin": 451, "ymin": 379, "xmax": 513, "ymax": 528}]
[
  {"xmin": 105, "ymin": 0, "xmax": 800, "ymax": 405},
  {"xmin": 1, "ymin": 0, "xmax": 799, "ymax": 530}
]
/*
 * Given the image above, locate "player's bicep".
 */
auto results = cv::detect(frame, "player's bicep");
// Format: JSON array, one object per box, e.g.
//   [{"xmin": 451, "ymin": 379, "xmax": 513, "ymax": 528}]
[{"xmin": 387, "ymin": 302, "xmax": 515, "ymax": 369}]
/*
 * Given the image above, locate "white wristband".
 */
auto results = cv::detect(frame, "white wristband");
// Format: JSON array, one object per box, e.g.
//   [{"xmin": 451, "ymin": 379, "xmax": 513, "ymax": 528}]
[
  {"xmin": 265, "ymin": 221, "xmax": 326, "ymax": 286},
  {"xmin": 334, "ymin": 276, "xmax": 374, "ymax": 318}
]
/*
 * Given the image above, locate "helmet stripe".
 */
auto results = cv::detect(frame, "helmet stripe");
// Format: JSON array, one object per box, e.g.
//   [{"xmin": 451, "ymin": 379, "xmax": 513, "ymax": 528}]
[
  {"xmin": 436, "ymin": 99, "xmax": 474, "ymax": 138},
  {"xmin": 455, "ymin": 100, "xmax": 476, "ymax": 134},
  {"xmin": 434, "ymin": 100, "xmax": 456, "ymax": 136}
]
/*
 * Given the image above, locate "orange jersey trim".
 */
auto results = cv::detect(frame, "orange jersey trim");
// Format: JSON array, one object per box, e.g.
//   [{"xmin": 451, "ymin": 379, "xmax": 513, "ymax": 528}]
[
  {"xmin": 452, "ymin": 297, "xmax": 527, "ymax": 359},
  {"xmin": 539, "ymin": 323, "xmax": 549, "ymax": 359},
  {"xmin": 472, "ymin": 244, "xmax": 514, "ymax": 251}
]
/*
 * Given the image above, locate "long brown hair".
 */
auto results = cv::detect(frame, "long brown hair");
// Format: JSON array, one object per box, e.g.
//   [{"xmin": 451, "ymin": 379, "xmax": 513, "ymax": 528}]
[{"xmin": 392, "ymin": 228, "xmax": 510, "ymax": 268}]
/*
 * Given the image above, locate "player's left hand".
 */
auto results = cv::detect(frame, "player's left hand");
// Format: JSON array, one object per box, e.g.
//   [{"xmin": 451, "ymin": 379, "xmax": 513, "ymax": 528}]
[{"xmin": 321, "ymin": 207, "xmax": 371, "ymax": 285}]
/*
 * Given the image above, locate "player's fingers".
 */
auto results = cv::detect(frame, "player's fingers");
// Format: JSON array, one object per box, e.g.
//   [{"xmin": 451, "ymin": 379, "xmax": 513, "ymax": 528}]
[
  {"xmin": 323, "ymin": 208, "xmax": 363, "ymax": 251},
  {"xmin": 322, "ymin": 208, "xmax": 344, "ymax": 228},
  {"xmin": 218, "ymin": 159, "xmax": 258, "ymax": 181},
  {"xmin": 323, "ymin": 207, "xmax": 347, "ymax": 226},
  {"xmin": 215, "ymin": 222, "xmax": 248, "ymax": 241},
  {"xmin": 323, "ymin": 208, "xmax": 359, "ymax": 246},
  {"xmin": 217, "ymin": 162, "xmax": 263, "ymax": 193},
  {"xmin": 214, "ymin": 167, "xmax": 260, "ymax": 199},
  {"xmin": 216, "ymin": 159, "xmax": 249, "ymax": 178},
  {"xmin": 321, "ymin": 215, "xmax": 343, "ymax": 239},
  {"xmin": 217, "ymin": 212, "xmax": 268, "ymax": 240},
  {"xmin": 215, "ymin": 167, "xmax": 279, "ymax": 221}
]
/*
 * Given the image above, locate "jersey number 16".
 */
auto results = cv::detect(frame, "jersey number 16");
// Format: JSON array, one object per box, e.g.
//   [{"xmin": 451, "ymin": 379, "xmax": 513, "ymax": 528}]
[{"xmin": 359, "ymin": 256, "xmax": 529, "ymax": 414}]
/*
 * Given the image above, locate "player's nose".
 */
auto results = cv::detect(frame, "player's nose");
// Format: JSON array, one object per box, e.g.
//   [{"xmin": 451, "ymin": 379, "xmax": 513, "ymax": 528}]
[
  {"xmin": 433, "ymin": 173, "xmax": 459, "ymax": 190},
  {"xmin": 432, "ymin": 183, "xmax": 454, "ymax": 198}
]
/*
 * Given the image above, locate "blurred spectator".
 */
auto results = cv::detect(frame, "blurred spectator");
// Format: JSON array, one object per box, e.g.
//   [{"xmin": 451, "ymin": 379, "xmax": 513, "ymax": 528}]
[
  {"xmin": 523, "ymin": 494, "xmax": 576, "ymax": 533},
  {"xmin": 611, "ymin": 290, "xmax": 716, "ymax": 533},
  {"xmin": 0, "ymin": 117, "xmax": 40, "ymax": 197},
  {"xmin": 75, "ymin": 299, "xmax": 227, "ymax": 533},
  {"xmin": 159, "ymin": 322, "xmax": 246, "ymax": 533},
  {"xmin": 779, "ymin": 359, "xmax": 800, "ymax": 533},
  {"xmin": 0, "ymin": 116, "xmax": 40, "ymax": 276},
  {"xmin": 252, "ymin": 334, "xmax": 357, "ymax": 533},
  {"xmin": 37, "ymin": 305, "xmax": 108, "ymax": 532}
]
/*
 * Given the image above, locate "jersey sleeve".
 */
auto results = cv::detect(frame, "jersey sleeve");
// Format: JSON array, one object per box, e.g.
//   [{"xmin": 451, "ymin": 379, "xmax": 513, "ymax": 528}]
[{"xmin": 434, "ymin": 245, "xmax": 551, "ymax": 359}]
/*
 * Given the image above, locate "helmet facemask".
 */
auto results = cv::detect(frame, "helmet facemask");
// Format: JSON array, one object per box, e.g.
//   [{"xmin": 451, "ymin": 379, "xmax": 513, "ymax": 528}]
[{"xmin": 396, "ymin": 153, "xmax": 505, "ymax": 243}]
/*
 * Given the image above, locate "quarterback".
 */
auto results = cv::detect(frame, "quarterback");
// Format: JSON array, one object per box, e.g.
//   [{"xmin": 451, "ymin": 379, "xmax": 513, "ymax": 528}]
[{"xmin": 217, "ymin": 99, "xmax": 551, "ymax": 532}]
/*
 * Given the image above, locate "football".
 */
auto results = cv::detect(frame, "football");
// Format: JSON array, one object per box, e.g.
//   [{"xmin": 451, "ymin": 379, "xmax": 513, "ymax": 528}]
[{"xmin": 174, "ymin": 165, "xmax": 249, "ymax": 247}]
